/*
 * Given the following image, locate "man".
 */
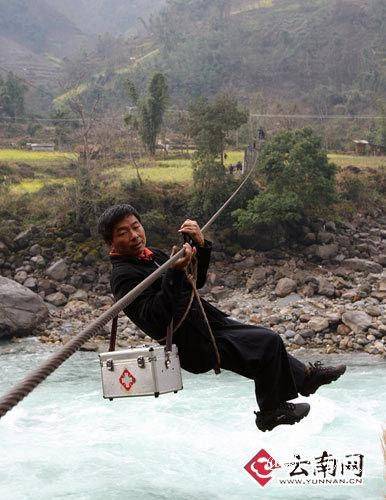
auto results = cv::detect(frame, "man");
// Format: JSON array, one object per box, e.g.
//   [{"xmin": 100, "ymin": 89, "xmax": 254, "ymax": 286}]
[{"xmin": 98, "ymin": 204, "xmax": 346, "ymax": 432}]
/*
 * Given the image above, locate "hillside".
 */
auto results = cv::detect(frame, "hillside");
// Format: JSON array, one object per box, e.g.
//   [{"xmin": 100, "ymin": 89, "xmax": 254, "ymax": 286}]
[
  {"xmin": 54, "ymin": 0, "xmax": 385, "ymax": 120},
  {"xmin": 146, "ymin": 0, "xmax": 385, "ymax": 110},
  {"xmin": 0, "ymin": 0, "xmax": 88, "ymax": 87},
  {"xmin": 0, "ymin": 0, "xmax": 165, "ymax": 88},
  {"xmin": 46, "ymin": 0, "xmax": 166, "ymax": 35},
  {"xmin": 0, "ymin": 0, "xmax": 86, "ymax": 57}
]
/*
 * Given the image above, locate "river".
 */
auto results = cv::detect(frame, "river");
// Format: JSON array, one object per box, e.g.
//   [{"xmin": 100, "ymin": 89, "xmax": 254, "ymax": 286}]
[{"xmin": 0, "ymin": 339, "xmax": 385, "ymax": 499}]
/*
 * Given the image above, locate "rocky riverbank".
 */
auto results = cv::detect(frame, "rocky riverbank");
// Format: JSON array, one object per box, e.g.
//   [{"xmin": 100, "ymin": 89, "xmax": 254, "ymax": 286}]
[{"xmin": 0, "ymin": 213, "xmax": 385, "ymax": 357}]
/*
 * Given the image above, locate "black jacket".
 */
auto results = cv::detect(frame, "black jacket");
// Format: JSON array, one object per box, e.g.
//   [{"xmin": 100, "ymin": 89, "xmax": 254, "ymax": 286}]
[{"xmin": 110, "ymin": 239, "xmax": 230, "ymax": 373}]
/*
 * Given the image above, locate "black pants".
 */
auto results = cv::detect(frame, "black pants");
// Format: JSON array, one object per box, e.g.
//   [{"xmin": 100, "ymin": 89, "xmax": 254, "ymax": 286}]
[
  {"xmin": 172, "ymin": 316, "xmax": 307, "ymax": 412},
  {"xmin": 210, "ymin": 318, "xmax": 307, "ymax": 411}
]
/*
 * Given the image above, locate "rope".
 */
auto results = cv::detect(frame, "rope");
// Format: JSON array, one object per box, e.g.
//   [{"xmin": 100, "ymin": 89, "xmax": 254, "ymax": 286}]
[
  {"xmin": 158, "ymin": 253, "xmax": 222, "ymax": 374},
  {"xmin": 0, "ymin": 157, "xmax": 258, "ymax": 419}
]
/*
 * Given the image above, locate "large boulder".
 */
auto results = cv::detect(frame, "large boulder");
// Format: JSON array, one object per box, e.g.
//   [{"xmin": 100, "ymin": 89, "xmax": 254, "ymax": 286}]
[
  {"xmin": 344, "ymin": 258, "xmax": 382, "ymax": 274},
  {"xmin": 246, "ymin": 267, "xmax": 272, "ymax": 291},
  {"xmin": 316, "ymin": 277, "xmax": 335, "ymax": 298},
  {"xmin": 0, "ymin": 277, "xmax": 48, "ymax": 338},
  {"xmin": 342, "ymin": 310, "xmax": 372, "ymax": 334},
  {"xmin": 275, "ymin": 277, "xmax": 297, "ymax": 297},
  {"xmin": 315, "ymin": 244, "xmax": 339, "ymax": 260},
  {"xmin": 308, "ymin": 316, "xmax": 329, "ymax": 332},
  {"xmin": 46, "ymin": 259, "xmax": 68, "ymax": 281}
]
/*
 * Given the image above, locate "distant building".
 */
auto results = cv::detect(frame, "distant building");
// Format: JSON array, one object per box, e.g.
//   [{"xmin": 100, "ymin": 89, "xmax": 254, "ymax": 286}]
[
  {"xmin": 27, "ymin": 143, "xmax": 55, "ymax": 152},
  {"xmin": 353, "ymin": 140, "xmax": 385, "ymax": 156},
  {"xmin": 75, "ymin": 144, "xmax": 101, "ymax": 159}
]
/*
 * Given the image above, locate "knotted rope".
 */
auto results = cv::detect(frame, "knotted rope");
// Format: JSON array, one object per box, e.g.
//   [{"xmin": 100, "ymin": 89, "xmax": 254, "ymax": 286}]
[{"xmin": 158, "ymin": 251, "xmax": 222, "ymax": 374}]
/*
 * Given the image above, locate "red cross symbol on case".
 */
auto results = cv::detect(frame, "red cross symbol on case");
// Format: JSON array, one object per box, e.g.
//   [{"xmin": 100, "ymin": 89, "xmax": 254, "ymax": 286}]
[{"xmin": 119, "ymin": 368, "xmax": 136, "ymax": 391}]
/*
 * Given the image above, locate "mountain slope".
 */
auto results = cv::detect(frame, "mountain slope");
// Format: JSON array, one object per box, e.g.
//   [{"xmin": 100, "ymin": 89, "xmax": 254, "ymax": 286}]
[
  {"xmin": 145, "ymin": 0, "xmax": 385, "ymax": 110},
  {"xmin": 46, "ymin": 0, "xmax": 166, "ymax": 35},
  {"xmin": 0, "ymin": 0, "xmax": 86, "ymax": 57}
]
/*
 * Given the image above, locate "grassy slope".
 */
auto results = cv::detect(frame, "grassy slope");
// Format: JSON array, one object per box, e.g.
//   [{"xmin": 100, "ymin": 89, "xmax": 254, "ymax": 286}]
[
  {"xmin": 0, "ymin": 149, "xmax": 76, "ymax": 165},
  {"xmin": 2, "ymin": 149, "xmax": 385, "ymax": 195}
]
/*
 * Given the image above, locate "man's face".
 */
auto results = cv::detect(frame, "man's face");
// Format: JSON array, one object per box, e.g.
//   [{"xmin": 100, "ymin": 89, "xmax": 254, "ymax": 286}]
[{"xmin": 111, "ymin": 214, "xmax": 146, "ymax": 257}]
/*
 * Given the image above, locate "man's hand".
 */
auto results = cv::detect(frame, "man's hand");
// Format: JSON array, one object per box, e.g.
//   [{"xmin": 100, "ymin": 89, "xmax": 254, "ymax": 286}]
[
  {"xmin": 170, "ymin": 243, "xmax": 196, "ymax": 271},
  {"xmin": 178, "ymin": 219, "xmax": 205, "ymax": 247}
]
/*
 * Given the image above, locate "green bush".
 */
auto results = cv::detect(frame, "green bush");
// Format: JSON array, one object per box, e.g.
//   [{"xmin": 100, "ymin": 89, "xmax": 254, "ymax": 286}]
[
  {"xmin": 233, "ymin": 128, "xmax": 337, "ymax": 243},
  {"xmin": 189, "ymin": 150, "xmax": 259, "ymax": 230}
]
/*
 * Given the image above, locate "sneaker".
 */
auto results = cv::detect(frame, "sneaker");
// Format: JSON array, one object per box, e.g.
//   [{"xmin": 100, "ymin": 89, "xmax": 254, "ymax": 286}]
[
  {"xmin": 300, "ymin": 361, "xmax": 346, "ymax": 397},
  {"xmin": 254, "ymin": 402, "xmax": 310, "ymax": 432}
]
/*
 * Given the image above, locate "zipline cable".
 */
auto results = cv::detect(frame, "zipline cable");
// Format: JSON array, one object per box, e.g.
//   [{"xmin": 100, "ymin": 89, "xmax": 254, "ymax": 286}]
[{"xmin": 0, "ymin": 157, "xmax": 258, "ymax": 419}]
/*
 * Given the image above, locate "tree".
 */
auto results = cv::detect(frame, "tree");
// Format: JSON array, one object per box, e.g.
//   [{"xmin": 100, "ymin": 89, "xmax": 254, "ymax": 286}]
[
  {"xmin": 187, "ymin": 93, "xmax": 248, "ymax": 164},
  {"xmin": 377, "ymin": 101, "xmax": 386, "ymax": 148},
  {"xmin": 189, "ymin": 152, "xmax": 259, "ymax": 229},
  {"xmin": 0, "ymin": 72, "xmax": 27, "ymax": 121},
  {"xmin": 124, "ymin": 73, "xmax": 168, "ymax": 155},
  {"xmin": 233, "ymin": 128, "xmax": 337, "ymax": 241}
]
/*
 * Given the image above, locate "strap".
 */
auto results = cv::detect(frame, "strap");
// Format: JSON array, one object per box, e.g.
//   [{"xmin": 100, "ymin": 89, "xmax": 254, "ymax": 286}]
[
  {"xmin": 165, "ymin": 317, "xmax": 173, "ymax": 353},
  {"xmin": 109, "ymin": 315, "xmax": 118, "ymax": 352}
]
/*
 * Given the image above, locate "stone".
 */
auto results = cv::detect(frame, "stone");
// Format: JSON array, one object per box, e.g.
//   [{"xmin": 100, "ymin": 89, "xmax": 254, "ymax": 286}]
[
  {"xmin": 58, "ymin": 284, "xmax": 77, "ymax": 296},
  {"xmin": 37, "ymin": 278, "xmax": 57, "ymax": 294},
  {"xmin": 30, "ymin": 255, "xmax": 46, "ymax": 268},
  {"xmin": 303, "ymin": 232, "xmax": 316, "ymax": 244},
  {"xmin": 325, "ymin": 312, "xmax": 342, "ymax": 325},
  {"xmin": 45, "ymin": 292, "xmax": 68, "ymax": 306},
  {"xmin": 0, "ymin": 241, "xmax": 9, "ymax": 254},
  {"xmin": 29, "ymin": 244, "xmax": 42, "ymax": 256},
  {"xmin": 317, "ymin": 231, "xmax": 335, "ymax": 244},
  {"xmin": 69, "ymin": 275, "xmax": 83, "ymax": 288},
  {"xmin": 344, "ymin": 258, "xmax": 383, "ymax": 274},
  {"xmin": 339, "ymin": 337, "xmax": 349, "ymax": 349},
  {"xmin": 222, "ymin": 274, "xmax": 239, "ymax": 288},
  {"xmin": 379, "ymin": 276, "xmax": 386, "ymax": 293},
  {"xmin": 316, "ymin": 277, "xmax": 335, "ymax": 297},
  {"xmin": 373, "ymin": 341, "xmax": 385, "ymax": 352},
  {"xmin": 341, "ymin": 290, "xmax": 359, "ymax": 301},
  {"xmin": 14, "ymin": 270, "xmax": 27, "ymax": 284},
  {"xmin": 285, "ymin": 329, "xmax": 296, "ymax": 339},
  {"xmin": 275, "ymin": 293, "xmax": 303, "ymax": 308},
  {"xmin": 308, "ymin": 317, "xmax": 329, "ymax": 332},
  {"xmin": 300, "ymin": 282, "xmax": 317, "ymax": 297},
  {"xmin": 210, "ymin": 286, "xmax": 228, "ymax": 300},
  {"xmin": 376, "ymin": 254, "xmax": 386, "ymax": 266},
  {"xmin": 13, "ymin": 228, "xmax": 35, "ymax": 250},
  {"xmin": 245, "ymin": 267, "xmax": 271, "ymax": 291},
  {"xmin": 342, "ymin": 311, "xmax": 372, "ymax": 334},
  {"xmin": 23, "ymin": 277, "xmax": 38, "ymax": 290},
  {"xmin": 315, "ymin": 244, "xmax": 339, "ymax": 260},
  {"xmin": 299, "ymin": 329, "xmax": 314, "ymax": 339},
  {"xmin": 234, "ymin": 256, "xmax": 256, "ymax": 270},
  {"xmin": 69, "ymin": 289, "xmax": 88, "ymax": 301},
  {"xmin": 81, "ymin": 269, "xmax": 96, "ymax": 283},
  {"xmin": 293, "ymin": 334, "xmax": 306, "ymax": 346},
  {"xmin": 366, "ymin": 305, "xmax": 381, "ymax": 317},
  {"xmin": 46, "ymin": 259, "xmax": 68, "ymax": 281},
  {"xmin": 0, "ymin": 277, "xmax": 48, "ymax": 338},
  {"xmin": 275, "ymin": 277, "xmax": 297, "ymax": 297},
  {"xmin": 325, "ymin": 221, "xmax": 336, "ymax": 232}
]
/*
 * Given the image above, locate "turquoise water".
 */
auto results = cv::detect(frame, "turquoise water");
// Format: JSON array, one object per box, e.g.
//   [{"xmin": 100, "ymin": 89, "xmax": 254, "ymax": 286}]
[{"xmin": 0, "ymin": 340, "xmax": 385, "ymax": 499}]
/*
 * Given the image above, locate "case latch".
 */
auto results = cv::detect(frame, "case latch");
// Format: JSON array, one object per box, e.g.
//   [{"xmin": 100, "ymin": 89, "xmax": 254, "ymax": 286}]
[{"xmin": 137, "ymin": 356, "xmax": 146, "ymax": 368}]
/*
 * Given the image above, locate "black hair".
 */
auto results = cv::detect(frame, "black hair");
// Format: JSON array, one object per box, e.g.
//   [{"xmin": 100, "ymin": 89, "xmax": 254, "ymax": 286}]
[{"xmin": 97, "ymin": 204, "xmax": 141, "ymax": 243}]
